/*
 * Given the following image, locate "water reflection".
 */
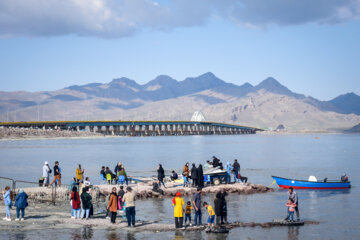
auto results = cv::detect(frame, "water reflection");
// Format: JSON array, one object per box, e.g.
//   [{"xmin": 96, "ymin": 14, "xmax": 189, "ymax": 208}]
[
  {"xmin": 70, "ymin": 227, "xmax": 94, "ymax": 240},
  {"xmin": 287, "ymin": 226, "xmax": 300, "ymax": 240}
]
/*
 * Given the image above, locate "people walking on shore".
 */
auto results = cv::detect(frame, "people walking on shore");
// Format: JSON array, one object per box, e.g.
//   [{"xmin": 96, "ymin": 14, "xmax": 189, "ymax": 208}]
[
  {"xmin": 232, "ymin": 159, "xmax": 240, "ymax": 182},
  {"xmin": 42, "ymin": 161, "xmax": 51, "ymax": 186},
  {"xmin": 193, "ymin": 188, "xmax": 202, "ymax": 225},
  {"xmin": 184, "ymin": 201, "xmax": 193, "ymax": 226},
  {"xmin": 182, "ymin": 163, "xmax": 190, "ymax": 187},
  {"xmin": 76, "ymin": 164, "xmax": 84, "ymax": 183},
  {"xmin": 2, "ymin": 186, "xmax": 12, "ymax": 221},
  {"xmin": 50, "ymin": 161, "xmax": 61, "ymax": 187},
  {"xmin": 80, "ymin": 187, "xmax": 92, "ymax": 220},
  {"xmin": 191, "ymin": 164, "xmax": 198, "ymax": 187},
  {"xmin": 203, "ymin": 202, "xmax": 215, "ymax": 229},
  {"xmin": 157, "ymin": 164, "xmax": 166, "ymax": 188},
  {"xmin": 172, "ymin": 192, "xmax": 184, "ymax": 229},
  {"xmin": 71, "ymin": 186, "xmax": 81, "ymax": 219},
  {"xmin": 287, "ymin": 187, "xmax": 299, "ymax": 221},
  {"xmin": 107, "ymin": 187, "xmax": 118, "ymax": 224},
  {"xmin": 14, "ymin": 189, "xmax": 28, "ymax": 221},
  {"xmin": 123, "ymin": 187, "xmax": 136, "ymax": 227}
]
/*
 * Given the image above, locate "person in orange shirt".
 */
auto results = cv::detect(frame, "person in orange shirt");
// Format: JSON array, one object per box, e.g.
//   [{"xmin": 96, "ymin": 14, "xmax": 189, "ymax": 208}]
[{"xmin": 107, "ymin": 187, "xmax": 118, "ymax": 224}]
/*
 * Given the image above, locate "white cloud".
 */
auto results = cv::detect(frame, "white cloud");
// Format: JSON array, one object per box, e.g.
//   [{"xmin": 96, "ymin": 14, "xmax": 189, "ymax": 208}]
[{"xmin": 0, "ymin": 0, "xmax": 359, "ymax": 38}]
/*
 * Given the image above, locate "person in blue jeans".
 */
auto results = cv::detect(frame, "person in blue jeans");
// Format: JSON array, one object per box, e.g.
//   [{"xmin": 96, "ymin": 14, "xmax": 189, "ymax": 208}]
[
  {"xmin": 14, "ymin": 189, "xmax": 28, "ymax": 221},
  {"xmin": 123, "ymin": 187, "xmax": 136, "ymax": 227},
  {"xmin": 192, "ymin": 188, "xmax": 202, "ymax": 225},
  {"xmin": 2, "ymin": 186, "xmax": 12, "ymax": 221},
  {"xmin": 80, "ymin": 187, "xmax": 92, "ymax": 219}
]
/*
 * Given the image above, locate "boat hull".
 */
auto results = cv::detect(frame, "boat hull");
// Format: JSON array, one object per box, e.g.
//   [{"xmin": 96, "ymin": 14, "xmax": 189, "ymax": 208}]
[{"xmin": 272, "ymin": 176, "xmax": 351, "ymax": 189}]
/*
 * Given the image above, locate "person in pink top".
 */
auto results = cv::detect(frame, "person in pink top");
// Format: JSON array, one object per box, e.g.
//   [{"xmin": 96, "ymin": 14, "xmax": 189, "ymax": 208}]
[{"xmin": 285, "ymin": 198, "xmax": 297, "ymax": 222}]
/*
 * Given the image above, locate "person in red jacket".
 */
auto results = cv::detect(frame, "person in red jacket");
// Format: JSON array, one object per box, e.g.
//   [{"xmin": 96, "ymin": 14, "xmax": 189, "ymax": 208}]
[{"xmin": 71, "ymin": 186, "xmax": 81, "ymax": 219}]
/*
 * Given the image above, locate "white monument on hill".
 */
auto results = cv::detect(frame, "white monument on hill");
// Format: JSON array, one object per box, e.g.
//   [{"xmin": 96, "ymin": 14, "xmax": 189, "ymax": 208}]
[{"xmin": 191, "ymin": 111, "xmax": 206, "ymax": 121}]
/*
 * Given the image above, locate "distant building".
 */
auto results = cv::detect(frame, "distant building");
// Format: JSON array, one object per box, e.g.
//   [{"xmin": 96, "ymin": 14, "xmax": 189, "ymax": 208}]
[{"xmin": 191, "ymin": 111, "xmax": 206, "ymax": 121}]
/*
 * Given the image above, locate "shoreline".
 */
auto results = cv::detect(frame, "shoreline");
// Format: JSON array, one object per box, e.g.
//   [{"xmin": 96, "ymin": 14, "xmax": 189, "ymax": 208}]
[
  {"xmin": 0, "ymin": 128, "xmax": 350, "ymax": 141},
  {"xmin": 0, "ymin": 201, "xmax": 319, "ymax": 233}
]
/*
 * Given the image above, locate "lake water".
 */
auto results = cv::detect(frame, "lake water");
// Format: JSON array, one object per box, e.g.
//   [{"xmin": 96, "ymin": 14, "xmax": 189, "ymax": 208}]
[{"xmin": 0, "ymin": 134, "xmax": 359, "ymax": 239}]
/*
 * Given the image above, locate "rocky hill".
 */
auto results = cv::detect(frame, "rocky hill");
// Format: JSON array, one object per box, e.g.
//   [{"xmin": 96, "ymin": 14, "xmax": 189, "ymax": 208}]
[{"xmin": 0, "ymin": 72, "xmax": 359, "ymax": 131}]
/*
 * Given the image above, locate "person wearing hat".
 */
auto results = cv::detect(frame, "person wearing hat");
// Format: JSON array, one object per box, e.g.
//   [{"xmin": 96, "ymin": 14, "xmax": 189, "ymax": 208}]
[
  {"xmin": 42, "ymin": 161, "xmax": 52, "ymax": 187},
  {"xmin": 122, "ymin": 187, "xmax": 136, "ymax": 227},
  {"xmin": 172, "ymin": 192, "xmax": 185, "ymax": 229}
]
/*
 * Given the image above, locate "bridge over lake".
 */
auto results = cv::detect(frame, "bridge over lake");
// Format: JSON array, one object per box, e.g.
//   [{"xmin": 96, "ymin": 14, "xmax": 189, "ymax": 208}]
[{"xmin": 0, "ymin": 120, "xmax": 262, "ymax": 136}]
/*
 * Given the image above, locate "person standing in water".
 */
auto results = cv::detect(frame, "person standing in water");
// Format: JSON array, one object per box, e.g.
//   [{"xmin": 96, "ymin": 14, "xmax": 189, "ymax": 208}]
[{"xmin": 288, "ymin": 187, "xmax": 300, "ymax": 221}]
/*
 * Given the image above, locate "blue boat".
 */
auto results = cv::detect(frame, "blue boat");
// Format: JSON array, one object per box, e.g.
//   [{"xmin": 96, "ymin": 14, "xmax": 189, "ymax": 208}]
[{"xmin": 272, "ymin": 176, "xmax": 351, "ymax": 189}]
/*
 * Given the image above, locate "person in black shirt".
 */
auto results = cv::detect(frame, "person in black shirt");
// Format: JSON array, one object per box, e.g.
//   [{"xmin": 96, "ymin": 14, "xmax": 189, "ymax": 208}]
[
  {"xmin": 157, "ymin": 164, "xmax": 166, "ymax": 188},
  {"xmin": 191, "ymin": 164, "xmax": 198, "ymax": 187},
  {"xmin": 50, "ymin": 161, "xmax": 61, "ymax": 187},
  {"xmin": 233, "ymin": 159, "xmax": 240, "ymax": 182}
]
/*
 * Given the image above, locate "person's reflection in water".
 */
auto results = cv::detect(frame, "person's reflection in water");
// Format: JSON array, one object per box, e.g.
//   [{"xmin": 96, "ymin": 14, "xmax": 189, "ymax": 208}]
[
  {"xmin": 288, "ymin": 226, "xmax": 300, "ymax": 240},
  {"xmin": 70, "ymin": 229, "xmax": 82, "ymax": 240},
  {"xmin": 207, "ymin": 233, "xmax": 229, "ymax": 240},
  {"xmin": 174, "ymin": 231, "xmax": 184, "ymax": 240},
  {"xmin": 127, "ymin": 232, "xmax": 136, "ymax": 240},
  {"xmin": 107, "ymin": 231, "xmax": 118, "ymax": 240},
  {"xmin": 82, "ymin": 227, "xmax": 93, "ymax": 239}
]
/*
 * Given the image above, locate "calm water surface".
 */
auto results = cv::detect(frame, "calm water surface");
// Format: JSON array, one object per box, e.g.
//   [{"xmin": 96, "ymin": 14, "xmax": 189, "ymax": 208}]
[{"xmin": 0, "ymin": 134, "xmax": 359, "ymax": 239}]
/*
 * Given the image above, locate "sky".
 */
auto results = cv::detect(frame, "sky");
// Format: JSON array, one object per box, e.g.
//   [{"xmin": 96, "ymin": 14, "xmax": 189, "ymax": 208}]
[{"xmin": 0, "ymin": 0, "xmax": 360, "ymax": 100}]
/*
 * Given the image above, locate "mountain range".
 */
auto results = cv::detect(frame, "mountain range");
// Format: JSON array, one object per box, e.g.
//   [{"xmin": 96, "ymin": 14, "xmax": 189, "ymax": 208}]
[{"xmin": 0, "ymin": 72, "xmax": 359, "ymax": 131}]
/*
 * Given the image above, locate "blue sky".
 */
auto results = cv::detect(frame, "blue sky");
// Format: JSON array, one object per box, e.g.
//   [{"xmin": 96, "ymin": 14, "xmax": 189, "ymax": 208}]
[{"xmin": 0, "ymin": 0, "xmax": 359, "ymax": 100}]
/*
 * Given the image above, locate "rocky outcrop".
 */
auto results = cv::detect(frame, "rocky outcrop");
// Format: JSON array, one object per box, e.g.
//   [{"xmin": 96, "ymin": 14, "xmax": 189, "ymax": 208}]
[{"xmin": 0, "ymin": 127, "xmax": 103, "ymax": 139}]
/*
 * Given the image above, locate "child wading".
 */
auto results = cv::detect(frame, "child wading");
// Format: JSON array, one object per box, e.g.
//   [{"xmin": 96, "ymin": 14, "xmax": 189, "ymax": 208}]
[
  {"xmin": 285, "ymin": 198, "xmax": 297, "ymax": 222},
  {"xmin": 2, "ymin": 186, "xmax": 12, "ymax": 221},
  {"xmin": 172, "ymin": 192, "xmax": 184, "ymax": 229},
  {"xmin": 185, "ymin": 201, "xmax": 193, "ymax": 226},
  {"xmin": 203, "ymin": 202, "xmax": 215, "ymax": 230}
]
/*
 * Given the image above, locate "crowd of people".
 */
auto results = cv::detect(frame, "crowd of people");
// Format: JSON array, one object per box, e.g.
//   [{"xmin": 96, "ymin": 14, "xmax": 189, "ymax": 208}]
[
  {"xmin": 2, "ymin": 157, "xmax": 300, "ymax": 227},
  {"xmin": 171, "ymin": 187, "xmax": 230, "ymax": 230},
  {"xmin": 100, "ymin": 163, "xmax": 129, "ymax": 185}
]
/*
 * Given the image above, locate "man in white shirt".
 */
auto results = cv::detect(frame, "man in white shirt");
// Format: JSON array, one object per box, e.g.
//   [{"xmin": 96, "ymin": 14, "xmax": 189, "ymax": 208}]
[{"xmin": 42, "ymin": 161, "xmax": 51, "ymax": 186}]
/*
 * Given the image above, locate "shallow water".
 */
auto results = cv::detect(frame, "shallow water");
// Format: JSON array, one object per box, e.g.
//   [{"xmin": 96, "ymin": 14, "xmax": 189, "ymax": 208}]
[{"xmin": 0, "ymin": 134, "xmax": 359, "ymax": 239}]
